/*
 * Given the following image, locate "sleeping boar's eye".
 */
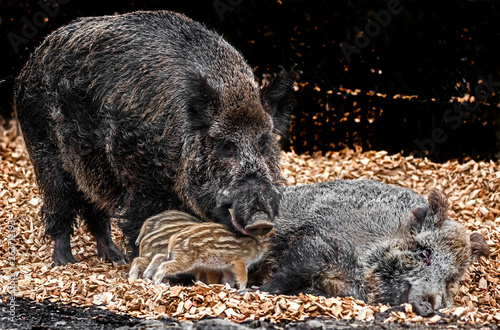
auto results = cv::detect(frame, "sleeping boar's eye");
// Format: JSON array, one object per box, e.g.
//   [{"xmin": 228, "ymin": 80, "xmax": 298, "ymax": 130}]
[
  {"xmin": 215, "ymin": 139, "xmax": 236, "ymax": 158},
  {"xmin": 417, "ymin": 249, "xmax": 431, "ymax": 266},
  {"xmin": 446, "ymin": 275, "xmax": 458, "ymax": 286}
]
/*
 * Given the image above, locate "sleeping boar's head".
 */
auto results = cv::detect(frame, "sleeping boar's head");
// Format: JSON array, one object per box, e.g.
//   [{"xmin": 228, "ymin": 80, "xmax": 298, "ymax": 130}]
[
  {"xmin": 364, "ymin": 190, "xmax": 489, "ymax": 316},
  {"xmin": 177, "ymin": 72, "xmax": 295, "ymax": 237}
]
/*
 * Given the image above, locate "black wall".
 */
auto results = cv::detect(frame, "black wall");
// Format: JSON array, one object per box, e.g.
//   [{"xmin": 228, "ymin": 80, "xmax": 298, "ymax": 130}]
[{"xmin": 1, "ymin": 1, "xmax": 499, "ymax": 161}]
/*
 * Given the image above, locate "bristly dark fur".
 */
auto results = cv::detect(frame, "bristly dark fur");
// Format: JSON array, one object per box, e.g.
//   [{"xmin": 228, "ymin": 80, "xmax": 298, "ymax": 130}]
[
  {"xmin": 0, "ymin": 76, "xmax": 16, "ymax": 128},
  {"xmin": 14, "ymin": 10, "xmax": 294, "ymax": 265},
  {"xmin": 260, "ymin": 180, "xmax": 489, "ymax": 315},
  {"xmin": 260, "ymin": 71, "xmax": 296, "ymax": 138}
]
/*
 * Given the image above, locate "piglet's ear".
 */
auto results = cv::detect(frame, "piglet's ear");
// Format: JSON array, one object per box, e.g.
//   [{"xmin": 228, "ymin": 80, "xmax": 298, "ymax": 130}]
[
  {"xmin": 470, "ymin": 232, "xmax": 490, "ymax": 261},
  {"xmin": 186, "ymin": 74, "xmax": 220, "ymax": 132},
  {"xmin": 260, "ymin": 71, "xmax": 296, "ymax": 139},
  {"xmin": 427, "ymin": 189, "xmax": 449, "ymax": 227}
]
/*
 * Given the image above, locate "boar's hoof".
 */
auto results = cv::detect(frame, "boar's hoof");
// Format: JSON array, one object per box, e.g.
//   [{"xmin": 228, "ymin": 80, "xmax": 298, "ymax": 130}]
[
  {"xmin": 52, "ymin": 249, "xmax": 78, "ymax": 267},
  {"xmin": 96, "ymin": 237, "xmax": 128, "ymax": 265},
  {"xmin": 52, "ymin": 235, "xmax": 78, "ymax": 266},
  {"xmin": 411, "ymin": 301, "xmax": 434, "ymax": 317},
  {"xmin": 245, "ymin": 219, "xmax": 273, "ymax": 237}
]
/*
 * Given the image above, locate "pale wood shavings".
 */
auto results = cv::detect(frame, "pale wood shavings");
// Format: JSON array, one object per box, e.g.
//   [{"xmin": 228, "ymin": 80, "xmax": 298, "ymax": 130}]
[{"xmin": 1, "ymin": 124, "xmax": 499, "ymax": 324}]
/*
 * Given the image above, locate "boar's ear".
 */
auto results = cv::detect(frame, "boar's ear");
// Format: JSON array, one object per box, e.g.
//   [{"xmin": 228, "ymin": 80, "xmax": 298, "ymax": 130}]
[
  {"xmin": 260, "ymin": 71, "xmax": 296, "ymax": 138},
  {"xmin": 427, "ymin": 189, "xmax": 449, "ymax": 227},
  {"xmin": 410, "ymin": 190, "xmax": 448, "ymax": 232},
  {"xmin": 411, "ymin": 206, "xmax": 429, "ymax": 232},
  {"xmin": 186, "ymin": 75, "xmax": 220, "ymax": 132},
  {"xmin": 470, "ymin": 232, "xmax": 490, "ymax": 261}
]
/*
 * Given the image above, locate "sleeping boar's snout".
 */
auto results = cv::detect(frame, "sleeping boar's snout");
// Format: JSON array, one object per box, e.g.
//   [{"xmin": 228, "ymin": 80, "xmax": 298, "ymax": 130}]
[{"xmin": 245, "ymin": 211, "xmax": 274, "ymax": 237}]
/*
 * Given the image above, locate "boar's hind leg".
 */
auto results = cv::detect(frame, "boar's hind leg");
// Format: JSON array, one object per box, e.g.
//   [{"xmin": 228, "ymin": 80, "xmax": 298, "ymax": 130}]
[
  {"xmin": 26, "ymin": 146, "xmax": 80, "ymax": 266},
  {"xmin": 40, "ymin": 189, "xmax": 77, "ymax": 266},
  {"xmin": 40, "ymin": 177, "xmax": 79, "ymax": 266},
  {"xmin": 81, "ymin": 202, "xmax": 127, "ymax": 264}
]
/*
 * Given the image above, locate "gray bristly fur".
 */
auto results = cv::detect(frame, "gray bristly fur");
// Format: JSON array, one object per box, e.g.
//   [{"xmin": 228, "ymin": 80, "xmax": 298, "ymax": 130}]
[
  {"xmin": 261, "ymin": 180, "xmax": 489, "ymax": 316},
  {"xmin": 14, "ymin": 10, "xmax": 294, "ymax": 266}
]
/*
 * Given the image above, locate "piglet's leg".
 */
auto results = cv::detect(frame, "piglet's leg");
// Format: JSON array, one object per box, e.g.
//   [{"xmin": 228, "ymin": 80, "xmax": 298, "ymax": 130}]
[
  {"xmin": 205, "ymin": 271, "xmax": 222, "ymax": 285},
  {"xmin": 193, "ymin": 269, "xmax": 206, "ymax": 283},
  {"xmin": 232, "ymin": 260, "xmax": 248, "ymax": 290},
  {"xmin": 221, "ymin": 270, "xmax": 235, "ymax": 287},
  {"xmin": 143, "ymin": 253, "xmax": 169, "ymax": 279},
  {"xmin": 129, "ymin": 257, "xmax": 150, "ymax": 280},
  {"xmin": 153, "ymin": 259, "xmax": 194, "ymax": 285}
]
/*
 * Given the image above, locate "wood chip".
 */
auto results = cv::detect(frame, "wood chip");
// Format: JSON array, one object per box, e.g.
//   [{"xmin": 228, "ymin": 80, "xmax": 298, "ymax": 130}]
[{"xmin": 1, "ymin": 124, "xmax": 499, "ymax": 324}]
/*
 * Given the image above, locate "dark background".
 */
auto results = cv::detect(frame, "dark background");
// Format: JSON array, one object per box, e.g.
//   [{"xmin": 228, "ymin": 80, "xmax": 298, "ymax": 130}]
[{"xmin": 1, "ymin": 0, "xmax": 499, "ymax": 161}]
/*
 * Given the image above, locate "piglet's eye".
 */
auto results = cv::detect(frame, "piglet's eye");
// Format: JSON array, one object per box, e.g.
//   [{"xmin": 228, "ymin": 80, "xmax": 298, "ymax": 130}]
[{"xmin": 418, "ymin": 249, "xmax": 431, "ymax": 266}]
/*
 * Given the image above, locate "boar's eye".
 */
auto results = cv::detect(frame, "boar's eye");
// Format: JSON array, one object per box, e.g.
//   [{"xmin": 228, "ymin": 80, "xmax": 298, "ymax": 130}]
[
  {"xmin": 258, "ymin": 134, "xmax": 272, "ymax": 156},
  {"xmin": 446, "ymin": 275, "xmax": 458, "ymax": 285},
  {"xmin": 215, "ymin": 139, "xmax": 236, "ymax": 158},
  {"xmin": 417, "ymin": 249, "xmax": 431, "ymax": 266}
]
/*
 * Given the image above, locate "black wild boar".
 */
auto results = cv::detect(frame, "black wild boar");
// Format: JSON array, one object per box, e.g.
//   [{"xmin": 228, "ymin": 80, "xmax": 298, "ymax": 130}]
[
  {"xmin": 14, "ymin": 10, "xmax": 294, "ymax": 266},
  {"xmin": 261, "ymin": 180, "xmax": 489, "ymax": 316}
]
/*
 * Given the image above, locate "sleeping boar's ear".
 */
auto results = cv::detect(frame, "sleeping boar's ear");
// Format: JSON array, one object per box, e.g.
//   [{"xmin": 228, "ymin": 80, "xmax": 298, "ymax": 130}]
[
  {"xmin": 186, "ymin": 74, "xmax": 220, "ymax": 132},
  {"xmin": 260, "ymin": 71, "xmax": 296, "ymax": 138},
  {"xmin": 470, "ymin": 232, "xmax": 490, "ymax": 261},
  {"xmin": 427, "ymin": 189, "xmax": 449, "ymax": 227},
  {"xmin": 411, "ymin": 206, "xmax": 429, "ymax": 232},
  {"xmin": 411, "ymin": 190, "xmax": 448, "ymax": 231}
]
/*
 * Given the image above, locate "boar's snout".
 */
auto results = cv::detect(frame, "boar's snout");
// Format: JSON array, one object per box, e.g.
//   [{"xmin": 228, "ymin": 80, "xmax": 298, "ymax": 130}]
[
  {"xmin": 212, "ymin": 175, "xmax": 280, "ymax": 236},
  {"xmin": 395, "ymin": 282, "xmax": 441, "ymax": 316},
  {"xmin": 406, "ymin": 283, "xmax": 445, "ymax": 316},
  {"xmin": 411, "ymin": 297, "xmax": 438, "ymax": 317},
  {"xmin": 245, "ymin": 211, "xmax": 274, "ymax": 237}
]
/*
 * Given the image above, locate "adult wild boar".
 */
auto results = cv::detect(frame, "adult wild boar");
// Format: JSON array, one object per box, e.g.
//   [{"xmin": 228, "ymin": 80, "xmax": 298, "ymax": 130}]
[
  {"xmin": 261, "ymin": 180, "xmax": 489, "ymax": 315},
  {"xmin": 14, "ymin": 11, "xmax": 294, "ymax": 266}
]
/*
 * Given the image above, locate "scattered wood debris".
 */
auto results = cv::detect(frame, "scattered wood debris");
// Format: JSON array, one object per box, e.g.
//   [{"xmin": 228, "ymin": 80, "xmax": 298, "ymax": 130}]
[{"xmin": 0, "ymin": 125, "xmax": 499, "ymax": 325}]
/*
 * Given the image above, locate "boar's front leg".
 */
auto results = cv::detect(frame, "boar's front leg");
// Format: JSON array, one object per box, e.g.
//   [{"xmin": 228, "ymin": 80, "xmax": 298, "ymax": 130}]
[
  {"xmin": 51, "ymin": 224, "xmax": 77, "ymax": 266},
  {"xmin": 81, "ymin": 201, "xmax": 127, "ymax": 265}
]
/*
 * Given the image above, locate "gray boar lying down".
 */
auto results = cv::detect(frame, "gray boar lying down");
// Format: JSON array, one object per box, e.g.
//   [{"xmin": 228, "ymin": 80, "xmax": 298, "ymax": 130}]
[
  {"xmin": 14, "ymin": 10, "xmax": 294, "ymax": 266},
  {"xmin": 261, "ymin": 180, "xmax": 489, "ymax": 316},
  {"xmin": 131, "ymin": 179, "xmax": 488, "ymax": 315}
]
